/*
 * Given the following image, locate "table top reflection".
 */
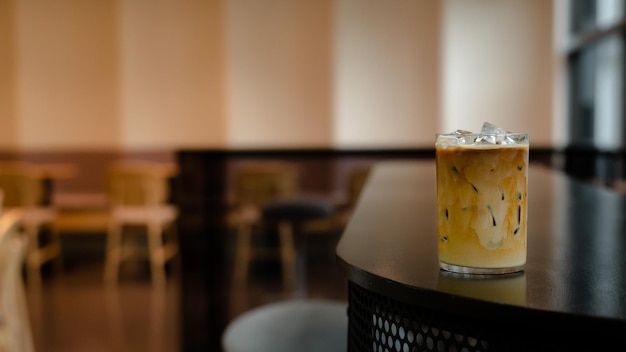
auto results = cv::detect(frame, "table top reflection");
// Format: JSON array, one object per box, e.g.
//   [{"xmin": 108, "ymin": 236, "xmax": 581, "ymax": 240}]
[{"xmin": 337, "ymin": 160, "xmax": 626, "ymax": 334}]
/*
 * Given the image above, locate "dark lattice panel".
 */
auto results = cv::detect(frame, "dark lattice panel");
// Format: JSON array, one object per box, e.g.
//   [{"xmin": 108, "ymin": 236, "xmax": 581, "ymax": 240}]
[{"xmin": 346, "ymin": 282, "xmax": 565, "ymax": 352}]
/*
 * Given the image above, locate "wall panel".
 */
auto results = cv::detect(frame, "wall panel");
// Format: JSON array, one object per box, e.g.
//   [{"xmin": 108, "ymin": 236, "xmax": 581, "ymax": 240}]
[
  {"xmin": 334, "ymin": 0, "xmax": 441, "ymax": 148},
  {"xmin": 14, "ymin": 0, "xmax": 121, "ymax": 149},
  {"xmin": 226, "ymin": 0, "xmax": 333, "ymax": 148},
  {"xmin": 120, "ymin": 0, "xmax": 227, "ymax": 149}
]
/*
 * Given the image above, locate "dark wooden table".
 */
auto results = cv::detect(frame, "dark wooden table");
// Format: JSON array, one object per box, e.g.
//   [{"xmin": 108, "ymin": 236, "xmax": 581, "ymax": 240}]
[{"xmin": 337, "ymin": 160, "xmax": 626, "ymax": 351}]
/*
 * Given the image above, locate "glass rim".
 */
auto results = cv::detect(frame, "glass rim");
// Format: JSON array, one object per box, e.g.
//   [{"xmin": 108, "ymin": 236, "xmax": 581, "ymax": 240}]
[
  {"xmin": 435, "ymin": 132, "xmax": 529, "ymax": 147},
  {"xmin": 436, "ymin": 132, "xmax": 528, "ymax": 138}
]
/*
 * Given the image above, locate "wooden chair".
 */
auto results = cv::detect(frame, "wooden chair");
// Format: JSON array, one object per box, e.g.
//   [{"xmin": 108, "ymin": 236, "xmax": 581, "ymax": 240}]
[
  {"xmin": 0, "ymin": 208, "xmax": 35, "ymax": 352},
  {"xmin": 336, "ymin": 166, "xmax": 371, "ymax": 226},
  {"xmin": 0, "ymin": 162, "xmax": 61, "ymax": 289},
  {"xmin": 103, "ymin": 160, "xmax": 178, "ymax": 289},
  {"xmin": 228, "ymin": 162, "xmax": 300, "ymax": 287}
]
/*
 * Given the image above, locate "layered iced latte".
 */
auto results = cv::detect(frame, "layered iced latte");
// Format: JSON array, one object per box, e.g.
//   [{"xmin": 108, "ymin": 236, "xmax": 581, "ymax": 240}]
[{"xmin": 436, "ymin": 125, "xmax": 528, "ymax": 274}]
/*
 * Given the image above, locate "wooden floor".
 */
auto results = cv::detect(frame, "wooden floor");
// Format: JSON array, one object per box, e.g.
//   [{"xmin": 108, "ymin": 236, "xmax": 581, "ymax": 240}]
[{"xmin": 24, "ymin": 230, "xmax": 348, "ymax": 352}]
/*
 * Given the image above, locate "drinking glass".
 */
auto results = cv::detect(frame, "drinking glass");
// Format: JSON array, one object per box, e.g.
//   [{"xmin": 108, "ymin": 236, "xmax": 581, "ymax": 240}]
[{"xmin": 435, "ymin": 132, "xmax": 529, "ymax": 274}]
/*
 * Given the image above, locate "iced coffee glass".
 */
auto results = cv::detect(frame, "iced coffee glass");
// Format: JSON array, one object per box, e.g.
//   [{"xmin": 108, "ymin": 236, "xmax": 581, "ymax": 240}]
[{"xmin": 436, "ymin": 125, "xmax": 529, "ymax": 274}]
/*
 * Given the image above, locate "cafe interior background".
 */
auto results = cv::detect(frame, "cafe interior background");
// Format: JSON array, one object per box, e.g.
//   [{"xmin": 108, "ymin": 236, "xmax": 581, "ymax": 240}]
[{"xmin": 0, "ymin": 0, "xmax": 623, "ymax": 351}]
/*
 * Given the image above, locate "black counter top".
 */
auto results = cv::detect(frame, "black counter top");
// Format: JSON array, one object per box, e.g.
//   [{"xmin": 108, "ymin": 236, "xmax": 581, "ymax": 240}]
[{"xmin": 337, "ymin": 160, "xmax": 626, "ymax": 335}]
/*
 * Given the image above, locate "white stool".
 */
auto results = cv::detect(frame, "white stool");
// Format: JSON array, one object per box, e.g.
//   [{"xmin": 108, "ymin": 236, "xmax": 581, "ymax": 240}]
[{"xmin": 222, "ymin": 299, "xmax": 348, "ymax": 352}]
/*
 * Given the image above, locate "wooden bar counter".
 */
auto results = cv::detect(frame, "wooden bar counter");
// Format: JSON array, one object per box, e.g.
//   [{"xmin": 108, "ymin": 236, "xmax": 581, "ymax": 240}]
[{"xmin": 337, "ymin": 160, "xmax": 626, "ymax": 351}]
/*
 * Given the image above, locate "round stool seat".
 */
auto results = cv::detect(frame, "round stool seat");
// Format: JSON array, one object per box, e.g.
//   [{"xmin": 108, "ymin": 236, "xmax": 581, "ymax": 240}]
[{"xmin": 222, "ymin": 299, "xmax": 348, "ymax": 352}]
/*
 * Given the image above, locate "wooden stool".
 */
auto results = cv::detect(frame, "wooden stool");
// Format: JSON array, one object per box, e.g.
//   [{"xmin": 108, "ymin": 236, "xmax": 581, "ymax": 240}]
[
  {"xmin": 259, "ymin": 197, "xmax": 335, "ymax": 293},
  {"xmin": 229, "ymin": 162, "xmax": 299, "ymax": 287}
]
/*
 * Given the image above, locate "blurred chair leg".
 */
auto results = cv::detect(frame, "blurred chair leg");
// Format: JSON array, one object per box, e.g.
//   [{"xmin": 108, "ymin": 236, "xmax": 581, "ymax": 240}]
[
  {"xmin": 167, "ymin": 223, "xmax": 181, "ymax": 279},
  {"xmin": 104, "ymin": 222, "xmax": 123, "ymax": 287},
  {"xmin": 24, "ymin": 223, "xmax": 42, "ymax": 290},
  {"xmin": 147, "ymin": 222, "xmax": 166, "ymax": 289},
  {"xmin": 50, "ymin": 227, "xmax": 64, "ymax": 275},
  {"xmin": 278, "ymin": 221, "xmax": 297, "ymax": 292},
  {"xmin": 232, "ymin": 223, "xmax": 252, "ymax": 286},
  {"xmin": 23, "ymin": 222, "xmax": 63, "ymax": 289}
]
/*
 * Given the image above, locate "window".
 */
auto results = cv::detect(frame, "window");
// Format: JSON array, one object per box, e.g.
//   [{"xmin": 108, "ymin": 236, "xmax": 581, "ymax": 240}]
[
  {"xmin": 567, "ymin": 0, "xmax": 625, "ymax": 150},
  {"xmin": 561, "ymin": 0, "xmax": 625, "ymax": 185}
]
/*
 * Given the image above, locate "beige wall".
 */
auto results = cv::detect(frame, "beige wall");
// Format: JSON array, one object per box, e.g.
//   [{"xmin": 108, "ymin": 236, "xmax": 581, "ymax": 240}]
[
  {"xmin": 334, "ymin": 0, "xmax": 441, "ymax": 148},
  {"xmin": 226, "ymin": 0, "xmax": 333, "ymax": 148},
  {"xmin": 14, "ymin": 0, "xmax": 121, "ymax": 150},
  {"xmin": 442, "ymin": 0, "xmax": 554, "ymax": 147},
  {"xmin": 120, "ymin": 0, "xmax": 226, "ymax": 149},
  {"xmin": 1, "ymin": 0, "xmax": 557, "ymax": 151},
  {"xmin": 0, "ymin": 0, "xmax": 18, "ymax": 149}
]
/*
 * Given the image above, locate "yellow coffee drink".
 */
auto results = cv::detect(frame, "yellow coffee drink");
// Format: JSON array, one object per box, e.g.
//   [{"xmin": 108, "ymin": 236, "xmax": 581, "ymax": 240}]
[{"xmin": 436, "ymin": 132, "xmax": 528, "ymax": 274}]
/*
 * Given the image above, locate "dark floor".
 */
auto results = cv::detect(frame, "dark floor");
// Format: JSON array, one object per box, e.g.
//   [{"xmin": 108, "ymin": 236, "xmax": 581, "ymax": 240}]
[{"xmin": 25, "ymin": 230, "xmax": 348, "ymax": 352}]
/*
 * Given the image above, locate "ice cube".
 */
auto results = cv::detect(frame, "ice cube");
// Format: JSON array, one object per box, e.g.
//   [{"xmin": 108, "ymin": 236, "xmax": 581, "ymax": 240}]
[
  {"xmin": 437, "ymin": 134, "xmax": 459, "ymax": 148},
  {"xmin": 454, "ymin": 130, "xmax": 473, "ymax": 136},
  {"xmin": 502, "ymin": 135, "xmax": 517, "ymax": 145},
  {"xmin": 450, "ymin": 130, "xmax": 473, "ymax": 145},
  {"xmin": 480, "ymin": 122, "xmax": 507, "ymax": 135},
  {"xmin": 474, "ymin": 135, "xmax": 495, "ymax": 145},
  {"xmin": 477, "ymin": 122, "xmax": 512, "ymax": 145}
]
